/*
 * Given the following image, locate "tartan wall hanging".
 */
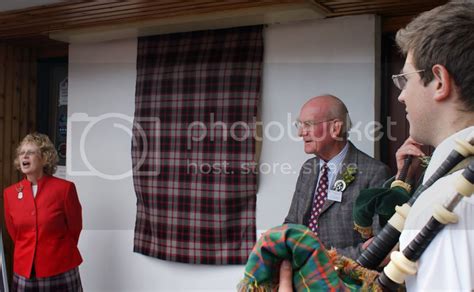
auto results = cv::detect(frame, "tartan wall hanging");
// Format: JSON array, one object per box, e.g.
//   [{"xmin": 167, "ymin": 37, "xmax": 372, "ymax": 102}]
[{"xmin": 132, "ymin": 26, "xmax": 263, "ymax": 265}]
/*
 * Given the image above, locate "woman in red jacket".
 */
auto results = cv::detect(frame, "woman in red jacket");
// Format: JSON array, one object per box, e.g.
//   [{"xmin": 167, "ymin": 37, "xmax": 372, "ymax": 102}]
[{"xmin": 3, "ymin": 133, "xmax": 83, "ymax": 291}]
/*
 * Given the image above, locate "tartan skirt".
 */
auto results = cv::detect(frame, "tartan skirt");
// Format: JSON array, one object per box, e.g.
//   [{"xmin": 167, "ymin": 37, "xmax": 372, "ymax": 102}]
[{"xmin": 12, "ymin": 267, "xmax": 82, "ymax": 292}]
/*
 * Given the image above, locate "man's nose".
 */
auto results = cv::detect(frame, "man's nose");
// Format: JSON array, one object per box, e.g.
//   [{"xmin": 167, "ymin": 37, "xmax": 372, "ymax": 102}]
[
  {"xmin": 397, "ymin": 90, "xmax": 405, "ymax": 103},
  {"xmin": 298, "ymin": 127, "xmax": 306, "ymax": 137}
]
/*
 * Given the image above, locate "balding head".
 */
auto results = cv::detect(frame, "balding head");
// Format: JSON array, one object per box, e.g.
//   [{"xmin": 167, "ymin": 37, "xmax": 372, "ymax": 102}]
[
  {"xmin": 298, "ymin": 94, "xmax": 352, "ymax": 160},
  {"xmin": 302, "ymin": 95, "xmax": 352, "ymax": 138}
]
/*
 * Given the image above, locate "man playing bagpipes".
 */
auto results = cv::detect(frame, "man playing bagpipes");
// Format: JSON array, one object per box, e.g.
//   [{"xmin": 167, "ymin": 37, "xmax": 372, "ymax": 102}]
[{"xmin": 239, "ymin": 2, "xmax": 474, "ymax": 291}]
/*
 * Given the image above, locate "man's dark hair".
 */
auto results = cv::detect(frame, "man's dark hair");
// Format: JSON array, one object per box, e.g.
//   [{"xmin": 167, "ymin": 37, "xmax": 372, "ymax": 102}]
[{"xmin": 396, "ymin": 2, "xmax": 474, "ymax": 110}]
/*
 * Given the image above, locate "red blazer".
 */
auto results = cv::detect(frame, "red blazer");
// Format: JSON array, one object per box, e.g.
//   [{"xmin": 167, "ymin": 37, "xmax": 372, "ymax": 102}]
[{"xmin": 3, "ymin": 175, "xmax": 83, "ymax": 278}]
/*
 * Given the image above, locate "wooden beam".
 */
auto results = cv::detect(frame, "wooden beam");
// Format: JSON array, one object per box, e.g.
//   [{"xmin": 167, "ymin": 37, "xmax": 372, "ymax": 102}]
[{"xmin": 0, "ymin": 1, "xmax": 308, "ymax": 39}]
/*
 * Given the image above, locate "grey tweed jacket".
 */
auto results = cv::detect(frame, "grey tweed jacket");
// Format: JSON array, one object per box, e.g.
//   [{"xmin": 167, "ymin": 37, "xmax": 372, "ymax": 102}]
[{"xmin": 284, "ymin": 142, "xmax": 391, "ymax": 259}]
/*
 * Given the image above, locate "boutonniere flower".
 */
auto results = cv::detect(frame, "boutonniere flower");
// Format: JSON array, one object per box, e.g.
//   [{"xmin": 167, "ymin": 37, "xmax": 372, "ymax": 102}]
[{"xmin": 334, "ymin": 165, "xmax": 358, "ymax": 192}]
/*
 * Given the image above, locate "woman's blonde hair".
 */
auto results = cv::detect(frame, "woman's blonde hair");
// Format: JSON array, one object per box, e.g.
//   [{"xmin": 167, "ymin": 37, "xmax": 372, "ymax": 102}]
[{"xmin": 14, "ymin": 133, "xmax": 58, "ymax": 175}]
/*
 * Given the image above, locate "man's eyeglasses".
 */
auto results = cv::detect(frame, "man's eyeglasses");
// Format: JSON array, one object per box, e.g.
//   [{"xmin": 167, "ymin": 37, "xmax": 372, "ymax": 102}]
[
  {"xmin": 293, "ymin": 119, "xmax": 336, "ymax": 130},
  {"xmin": 391, "ymin": 70, "xmax": 425, "ymax": 90}
]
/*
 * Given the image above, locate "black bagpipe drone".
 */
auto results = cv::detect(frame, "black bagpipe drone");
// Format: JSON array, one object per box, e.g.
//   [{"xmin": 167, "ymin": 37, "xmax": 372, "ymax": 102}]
[{"xmin": 356, "ymin": 137, "xmax": 474, "ymax": 270}]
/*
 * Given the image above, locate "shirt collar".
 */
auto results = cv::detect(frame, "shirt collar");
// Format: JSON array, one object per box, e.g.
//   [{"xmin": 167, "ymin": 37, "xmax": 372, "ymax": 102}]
[
  {"xmin": 424, "ymin": 127, "xmax": 474, "ymax": 182},
  {"xmin": 22, "ymin": 174, "xmax": 50, "ymax": 187},
  {"xmin": 319, "ymin": 142, "xmax": 349, "ymax": 173}
]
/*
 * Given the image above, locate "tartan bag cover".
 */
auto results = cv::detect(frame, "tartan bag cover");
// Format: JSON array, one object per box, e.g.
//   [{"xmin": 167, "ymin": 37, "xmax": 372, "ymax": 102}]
[
  {"xmin": 238, "ymin": 224, "xmax": 357, "ymax": 291},
  {"xmin": 132, "ymin": 26, "xmax": 263, "ymax": 264}
]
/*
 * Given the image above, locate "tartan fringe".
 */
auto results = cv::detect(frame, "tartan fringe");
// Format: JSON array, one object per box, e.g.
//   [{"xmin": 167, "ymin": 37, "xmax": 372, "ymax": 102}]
[
  {"xmin": 237, "ymin": 278, "xmax": 277, "ymax": 292},
  {"xmin": 328, "ymin": 249, "xmax": 383, "ymax": 292},
  {"xmin": 353, "ymin": 223, "xmax": 374, "ymax": 239}
]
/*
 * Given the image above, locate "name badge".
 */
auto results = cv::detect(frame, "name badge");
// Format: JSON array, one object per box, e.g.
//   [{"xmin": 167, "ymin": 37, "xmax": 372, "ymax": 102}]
[{"xmin": 327, "ymin": 190, "xmax": 342, "ymax": 202}]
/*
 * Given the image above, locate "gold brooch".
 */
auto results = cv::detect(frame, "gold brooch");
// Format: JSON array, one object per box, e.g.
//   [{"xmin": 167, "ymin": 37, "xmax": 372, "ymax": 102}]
[{"xmin": 15, "ymin": 183, "xmax": 24, "ymax": 200}]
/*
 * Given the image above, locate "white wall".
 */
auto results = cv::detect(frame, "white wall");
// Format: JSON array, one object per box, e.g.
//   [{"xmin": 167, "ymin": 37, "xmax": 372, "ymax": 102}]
[
  {"xmin": 259, "ymin": 15, "xmax": 379, "ymax": 227},
  {"xmin": 68, "ymin": 15, "xmax": 378, "ymax": 292}
]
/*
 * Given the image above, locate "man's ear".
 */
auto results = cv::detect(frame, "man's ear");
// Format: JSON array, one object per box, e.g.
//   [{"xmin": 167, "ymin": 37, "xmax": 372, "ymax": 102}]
[
  {"xmin": 431, "ymin": 64, "xmax": 452, "ymax": 101},
  {"xmin": 331, "ymin": 120, "xmax": 343, "ymax": 139}
]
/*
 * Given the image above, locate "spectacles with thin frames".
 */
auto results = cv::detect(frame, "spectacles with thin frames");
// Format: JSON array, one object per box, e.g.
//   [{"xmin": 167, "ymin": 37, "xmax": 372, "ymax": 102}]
[
  {"xmin": 18, "ymin": 150, "xmax": 40, "ymax": 157},
  {"xmin": 293, "ymin": 119, "xmax": 336, "ymax": 130},
  {"xmin": 391, "ymin": 69, "xmax": 425, "ymax": 90}
]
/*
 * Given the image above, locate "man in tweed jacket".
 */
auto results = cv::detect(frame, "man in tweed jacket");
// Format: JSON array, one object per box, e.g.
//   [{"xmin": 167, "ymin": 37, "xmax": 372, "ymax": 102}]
[{"xmin": 284, "ymin": 95, "xmax": 391, "ymax": 259}]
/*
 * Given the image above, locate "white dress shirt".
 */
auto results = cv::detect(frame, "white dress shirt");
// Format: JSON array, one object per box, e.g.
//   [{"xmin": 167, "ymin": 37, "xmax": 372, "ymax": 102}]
[
  {"xmin": 400, "ymin": 126, "xmax": 474, "ymax": 291},
  {"xmin": 317, "ymin": 142, "xmax": 349, "ymax": 191}
]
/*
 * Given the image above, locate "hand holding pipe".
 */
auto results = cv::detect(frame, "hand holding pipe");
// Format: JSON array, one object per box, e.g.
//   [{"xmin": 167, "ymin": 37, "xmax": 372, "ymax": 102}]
[{"xmin": 356, "ymin": 137, "xmax": 474, "ymax": 269}]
